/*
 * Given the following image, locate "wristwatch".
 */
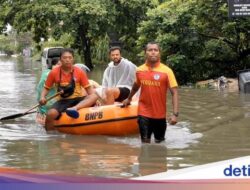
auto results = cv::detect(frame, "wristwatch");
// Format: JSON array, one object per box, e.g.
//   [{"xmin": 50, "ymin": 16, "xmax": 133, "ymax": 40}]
[{"xmin": 173, "ymin": 112, "xmax": 179, "ymax": 117}]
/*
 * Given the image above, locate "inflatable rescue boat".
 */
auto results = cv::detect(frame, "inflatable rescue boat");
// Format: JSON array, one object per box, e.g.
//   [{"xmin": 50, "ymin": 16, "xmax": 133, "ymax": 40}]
[{"xmin": 53, "ymin": 101, "xmax": 139, "ymax": 136}]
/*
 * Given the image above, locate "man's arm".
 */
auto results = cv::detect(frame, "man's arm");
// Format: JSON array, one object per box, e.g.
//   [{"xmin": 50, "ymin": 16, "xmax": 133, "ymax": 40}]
[
  {"xmin": 170, "ymin": 87, "xmax": 178, "ymax": 114},
  {"xmin": 85, "ymin": 85, "xmax": 96, "ymax": 95},
  {"xmin": 39, "ymin": 87, "xmax": 50, "ymax": 105},
  {"xmin": 168, "ymin": 87, "xmax": 179, "ymax": 125},
  {"xmin": 79, "ymin": 68, "xmax": 95, "ymax": 95},
  {"xmin": 72, "ymin": 86, "xmax": 98, "ymax": 110},
  {"xmin": 122, "ymin": 82, "xmax": 140, "ymax": 106},
  {"xmin": 40, "ymin": 69, "xmax": 55, "ymax": 105}
]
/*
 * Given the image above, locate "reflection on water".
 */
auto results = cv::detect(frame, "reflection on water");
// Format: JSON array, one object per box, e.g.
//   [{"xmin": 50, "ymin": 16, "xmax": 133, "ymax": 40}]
[
  {"xmin": 135, "ymin": 144, "xmax": 168, "ymax": 176},
  {"xmin": 108, "ymin": 123, "xmax": 202, "ymax": 149},
  {"xmin": 0, "ymin": 57, "xmax": 250, "ymax": 178}
]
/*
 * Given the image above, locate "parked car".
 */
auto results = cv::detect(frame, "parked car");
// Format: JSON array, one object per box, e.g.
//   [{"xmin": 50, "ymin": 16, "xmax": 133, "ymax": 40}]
[{"xmin": 41, "ymin": 47, "xmax": 63, "ymax": 69}]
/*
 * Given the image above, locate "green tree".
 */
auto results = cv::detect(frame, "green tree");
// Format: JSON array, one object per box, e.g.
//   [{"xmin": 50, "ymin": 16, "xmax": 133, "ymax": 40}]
[
  {"xmin": 0, "ymin": 0, "xmax": 114, "ymax": 69},
  {"xmin": 0, "ymin": 0, "xmax": 157, "ymax": 68},
  {"xmin": 0, "ymin": 35, "xmax": 15, "ymax": 55},
  {"xmin": 193, "ymin": 0, "xmax": 250, "ymax": 76},
  {"xmin": 137, "ymin": 0, "xmax": 250, "ymax": 84},
  {"xmin": 109, "ymin": 0, "xmax": 158, "ymax": 61}
]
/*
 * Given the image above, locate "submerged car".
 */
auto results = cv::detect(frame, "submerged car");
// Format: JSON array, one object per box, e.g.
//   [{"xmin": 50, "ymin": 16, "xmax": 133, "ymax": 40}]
[{"xmin": 41, "ymin": 47, "xmax": 63, "ymax": 69}]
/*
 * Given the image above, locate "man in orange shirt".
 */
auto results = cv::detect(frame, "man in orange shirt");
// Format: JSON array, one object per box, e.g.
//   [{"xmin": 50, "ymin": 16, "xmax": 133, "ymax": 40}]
[
  {"xmin": 39, "ymin": 48, "xmax": 97, "ymax": 130},
  {"xmin": 123, "ymin": 42, "xmax": 179, "ymax": 143}
]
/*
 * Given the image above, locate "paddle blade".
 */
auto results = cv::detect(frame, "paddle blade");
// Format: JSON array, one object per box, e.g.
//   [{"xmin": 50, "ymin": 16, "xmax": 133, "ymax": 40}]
[
  {"xmin": 0, "ymin": 113, "xmax": 25, "ymax": 121},
  {"xmin": 0, "ymin": 92, "xmax": 62, "ymax": 121},
  {"xmin": 0, "ymin": 111, "xmax": 36, "ymax": 121}
]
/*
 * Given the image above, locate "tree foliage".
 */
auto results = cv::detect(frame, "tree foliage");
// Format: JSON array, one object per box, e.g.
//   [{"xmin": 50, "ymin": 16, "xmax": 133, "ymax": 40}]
[
  {"xmin": 0, "ymin": 0, "xmax": 154, "ymax": 69},
  {"xmin": 0, "ymin": 34, "xmax": 15, "ymax": 55},
  {"xmin": 0, "ymin": 0, "xmax": 249, "ymax": 83},
  {"xmin": 137, "ymin": 0, "xmax": 250, "ymax": 84},
  {"xmin": 0, "ymin": 31, "xmax": 32, "ymax": 55},
  {"xmin": 109, "ymin": 0, "xmax": 158, "ymax": 58},
  {"xmin": 0, "ymin": 0, "xmax": 114, "ymax": 69}
]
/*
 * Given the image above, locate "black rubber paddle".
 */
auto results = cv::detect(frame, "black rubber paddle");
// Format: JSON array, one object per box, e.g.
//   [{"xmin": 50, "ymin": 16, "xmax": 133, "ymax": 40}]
[{"xmin": 0, "ymin": 91, "xmax": 62, "ymax": 121}]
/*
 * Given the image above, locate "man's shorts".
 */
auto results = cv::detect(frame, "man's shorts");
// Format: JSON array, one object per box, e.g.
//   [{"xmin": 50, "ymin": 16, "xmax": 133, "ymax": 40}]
[
  {"xmin": 138, "ymin": 115, "xmax": 167, "ymax": 143},
  {"xmin": 52, "ymin": 97, "xmax": 85, "ymax": 119},
  {"xmin": 115, "ymin": 87, "xmax": 130, "ymax": 102}
]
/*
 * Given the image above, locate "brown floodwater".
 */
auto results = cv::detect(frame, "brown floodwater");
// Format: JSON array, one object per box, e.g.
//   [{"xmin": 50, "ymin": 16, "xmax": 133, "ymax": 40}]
[{"xmin": 0, "ymin": 57, "xmax": 250, "ymax": 178}]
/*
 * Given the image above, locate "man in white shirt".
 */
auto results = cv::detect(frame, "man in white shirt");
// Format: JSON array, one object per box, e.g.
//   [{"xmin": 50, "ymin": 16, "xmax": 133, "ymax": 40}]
[
  {"xmin": 97, "ymin": 46, "xmax": 137, "ymax": 105},
  {"xmin": 60, "ymin": 47, "xmax": 136, "ymax": 118}
]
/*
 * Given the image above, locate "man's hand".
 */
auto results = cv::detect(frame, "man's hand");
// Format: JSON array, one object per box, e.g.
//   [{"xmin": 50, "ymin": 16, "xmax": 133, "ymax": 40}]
[
  {"xmin": 39, "ymin": 97, "xmax": 47, "ymax": 105},
  {"xmin": 168, "ymin": 115, "xmax": 177, "ymax": 125},
  {"xmin": 122, "ymin": 98, "xmax": 132, "ymax": 108}
]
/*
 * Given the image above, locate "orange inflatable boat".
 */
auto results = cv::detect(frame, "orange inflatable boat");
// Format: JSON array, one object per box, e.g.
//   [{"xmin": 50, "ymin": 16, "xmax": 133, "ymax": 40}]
[{"xmin": 53, "ymin": 101, "xmax": 139, "ymax": 136}]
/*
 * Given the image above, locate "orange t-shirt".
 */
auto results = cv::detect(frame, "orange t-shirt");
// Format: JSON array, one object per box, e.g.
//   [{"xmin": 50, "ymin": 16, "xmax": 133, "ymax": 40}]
[
  {"xmin": 44, "ymin": 65, "xmax": 90, "ymax": 99},
  {"xmin": 136, "ymin": 62, "xmax": 178, "ymax": 119}
]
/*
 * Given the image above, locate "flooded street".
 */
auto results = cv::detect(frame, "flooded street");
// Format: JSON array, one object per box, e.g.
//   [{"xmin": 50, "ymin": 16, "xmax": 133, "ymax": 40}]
[{"xmin": 0, "ymin": 57, "xmax": 250, "ymax": 178}]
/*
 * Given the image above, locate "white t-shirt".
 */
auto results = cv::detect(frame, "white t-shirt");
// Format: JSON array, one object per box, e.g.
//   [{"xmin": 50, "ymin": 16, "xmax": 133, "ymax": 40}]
[{"xmin": 102, "ymin": 58, "xmax": 136, "ymax": 90}]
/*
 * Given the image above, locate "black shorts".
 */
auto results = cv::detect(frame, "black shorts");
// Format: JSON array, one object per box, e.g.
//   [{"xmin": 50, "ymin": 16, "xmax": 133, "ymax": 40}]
[
  {"xmin": 137, "ymin": 115, "xmax": 167, "ymax": 143},
  {"xmin": 115, "ymin": 87, "xmax": 130, "ymax": 102},
  {"xmin": 52, "ymin": 97, "xmax": 85, "ymax": 118}
]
